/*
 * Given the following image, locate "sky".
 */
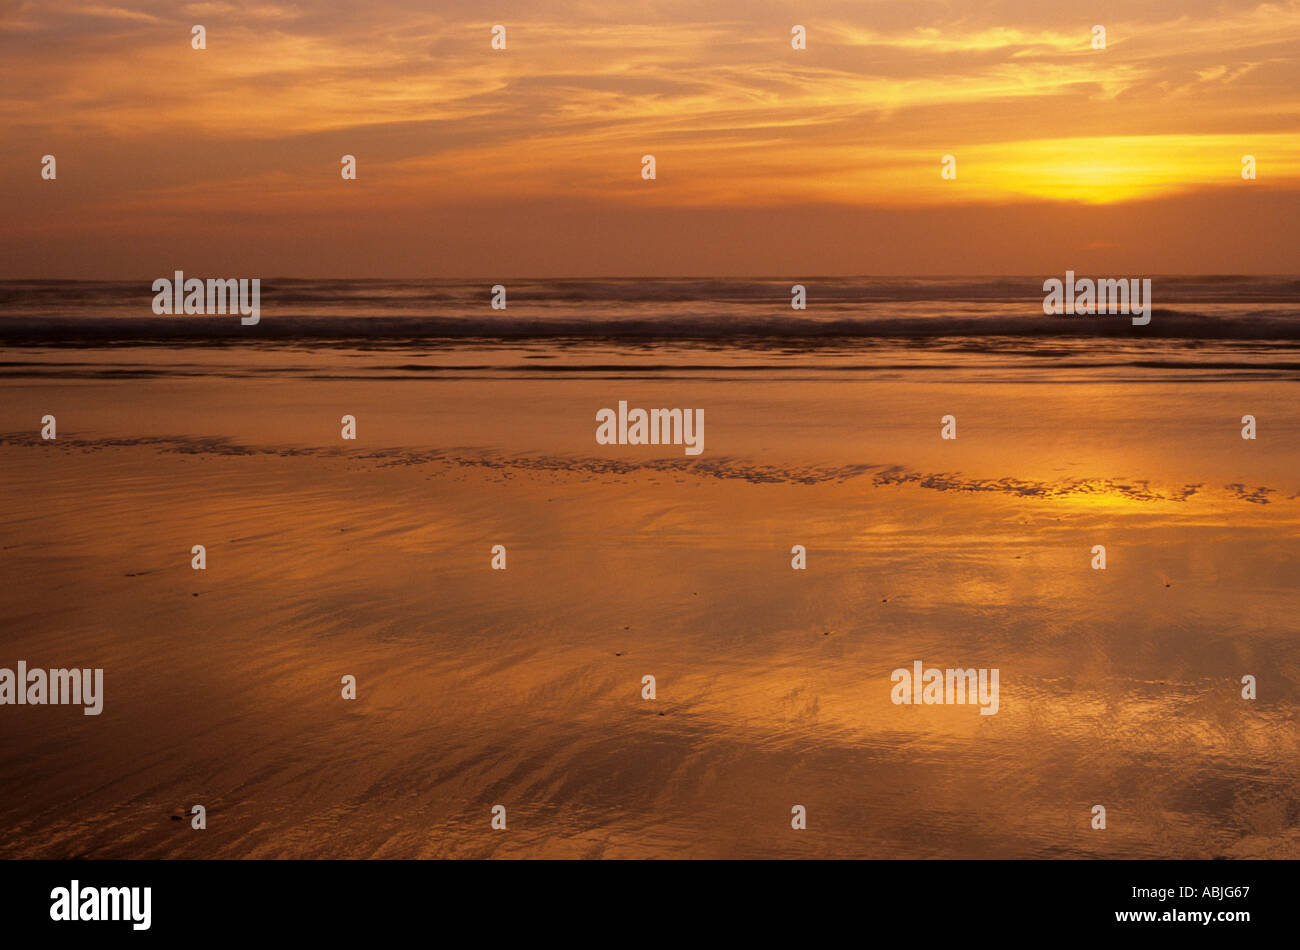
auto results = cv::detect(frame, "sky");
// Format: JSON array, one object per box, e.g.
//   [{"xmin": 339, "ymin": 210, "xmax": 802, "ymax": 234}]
[{"xmin": 1, "ymin": 0, "xmax": 1298, "ymax": 277}]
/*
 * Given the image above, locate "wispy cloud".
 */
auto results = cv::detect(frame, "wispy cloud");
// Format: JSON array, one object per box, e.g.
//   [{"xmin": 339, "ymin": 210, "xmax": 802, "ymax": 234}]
[{"xmin": 2, "ymin": 0, "xmax": 1297, "ymax": 274}]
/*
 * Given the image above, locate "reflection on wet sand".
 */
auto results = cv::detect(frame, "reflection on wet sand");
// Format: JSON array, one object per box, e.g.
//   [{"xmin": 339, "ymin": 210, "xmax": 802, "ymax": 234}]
[{"xmin": 0, "ymin": 371, "xmax": 1295, "ymax": 858}]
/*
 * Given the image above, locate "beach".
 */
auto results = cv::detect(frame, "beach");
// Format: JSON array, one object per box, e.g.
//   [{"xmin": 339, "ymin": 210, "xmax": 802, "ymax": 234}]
[{"xmin": 0, "ymin": 278, "xmax": 1298, "ymax": 859}]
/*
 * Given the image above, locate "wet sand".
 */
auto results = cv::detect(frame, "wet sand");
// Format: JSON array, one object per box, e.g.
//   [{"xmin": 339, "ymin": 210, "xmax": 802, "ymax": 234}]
[{"xmin": 0, "ymin": 374, "xmax": 1298, "ymax": 858}]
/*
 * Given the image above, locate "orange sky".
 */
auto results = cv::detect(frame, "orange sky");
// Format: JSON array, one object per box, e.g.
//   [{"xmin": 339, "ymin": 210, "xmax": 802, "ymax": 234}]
[{"xmin": 2, "ymin": 0, "xmax": 1298, "ymax": 276}]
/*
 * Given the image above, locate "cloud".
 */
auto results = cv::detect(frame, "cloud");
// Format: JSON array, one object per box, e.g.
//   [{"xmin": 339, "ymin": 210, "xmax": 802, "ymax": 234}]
[{"xmin": 2, "ymin": 0, "xmax": 1298, "ymax": 274}]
